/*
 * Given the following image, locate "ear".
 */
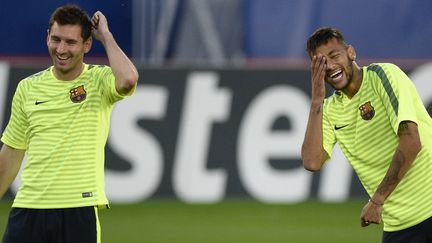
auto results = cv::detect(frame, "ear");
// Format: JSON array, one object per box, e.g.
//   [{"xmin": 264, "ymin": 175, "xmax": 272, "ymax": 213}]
[
  {"xmin": 347, "ymin": 45, "xmax": 356, "ymax": 61},
  {"xmin": 46, "ymin": 33, "xmax": 50, "ymax": 47},
  {"xmin": 83, "ymin": 37, "xmax": 92, "ymax": 54}
]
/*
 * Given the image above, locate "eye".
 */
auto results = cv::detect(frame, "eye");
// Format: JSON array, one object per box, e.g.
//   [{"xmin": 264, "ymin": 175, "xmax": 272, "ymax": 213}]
[
  {"xmin": 66, "ymin": 40, "xmax": 79, "ymax": 46},
  {"xmin": 51, "ymin": 37, "xmax": 60, "ymax": 43},
  {"xmin": 330, "ymin": 53, "xmax": 340, "ymax": 59}
]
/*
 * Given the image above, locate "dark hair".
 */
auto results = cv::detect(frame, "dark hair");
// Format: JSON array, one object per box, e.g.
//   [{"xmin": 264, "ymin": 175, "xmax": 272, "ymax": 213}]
[
  {"xmin": 48, "ymin": 4, "xmax": 92, "ymax": 41},
  {"xmin": 306, "ymin": 27, "xmax": 347, "ymax": 58}
]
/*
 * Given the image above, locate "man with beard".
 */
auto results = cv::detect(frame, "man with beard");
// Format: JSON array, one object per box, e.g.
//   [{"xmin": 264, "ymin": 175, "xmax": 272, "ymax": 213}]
[
  {"xmin": 301, "ymin": 27, "xmax": 432, "ymax": 242},
  {"xmin": 0, "ymin": 4, "xmax": 138, "ymax": 242}
]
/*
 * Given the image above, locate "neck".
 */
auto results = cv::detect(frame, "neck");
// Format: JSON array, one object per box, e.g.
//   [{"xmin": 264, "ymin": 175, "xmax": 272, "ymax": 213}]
[{"xmin": 53, "ymin": 63, "xmax": 84, "ymax": 81}]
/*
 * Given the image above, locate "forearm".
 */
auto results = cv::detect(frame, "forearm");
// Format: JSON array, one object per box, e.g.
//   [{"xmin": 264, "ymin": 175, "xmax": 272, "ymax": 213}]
[
  {"xmin": 100, "ymin": 32, "xmax": 139, "ymax": 95},
  {"xmin": 302, "ymin": 54, "xmax": 328, "ymax": 171},
  {"xmin": 371, "ymin": 122, "xmax": 421, "ymax": 204},
  {"xmin": 0, "ymin": 145, "xmax": 24, "ymax": 198},
  {"xmin": 301, "ymin": 101, "xmax": 327, "ymax": 171},
  {"xmin": 0, "ymin": 166, "xmax": 19, "ymax": 198}
]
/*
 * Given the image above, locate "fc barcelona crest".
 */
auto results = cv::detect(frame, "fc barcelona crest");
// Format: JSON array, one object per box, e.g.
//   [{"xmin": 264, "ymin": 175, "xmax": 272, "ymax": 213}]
[
  {"xmin": 359, "ymin": 101, "xmax": 375, "ymax": 120},
  {"xmin": 70, "ymin": 85, "xmax": 87, "ymax": 103}
]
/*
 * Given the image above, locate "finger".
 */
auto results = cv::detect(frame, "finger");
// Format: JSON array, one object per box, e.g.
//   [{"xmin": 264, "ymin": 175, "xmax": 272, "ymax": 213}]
[
  {"xmin": 92, "ymin": 19, "xmax": 98, "ymax": 28},
  {"xmin": 361, "ymin": 220, "xmax": 370, "ymax": 227},
  {"xmin": 92, "ymin": 12, "xmax": 99, "ymax": 21},
  {"xmin": 369, "ymin": 219, "xmax": 381, "ymax": 225},
  {"xmin": 317, "ymin": 57, "xmax": 327, "ymax": 80},
  {"xmin": 311, "ymin": 55, "xmax": 317, "ymax": 69},
  {"xmin": 311, "ymin": 55, "xmax": 323, "ymax": 80},
  {"xmin": 311, "ymin": 54, "xmax": 321, "ymax": 69},
  {"xmin": 314, "ymin": 56, "xmax": 326, "ymax": 74},
  {"xmin": 92, "ymin": 13, "xmax": 100, "ymax": 28},
  {"xmin": 313, "ymin": 57, "xmax": 326, "ymax": 85}
]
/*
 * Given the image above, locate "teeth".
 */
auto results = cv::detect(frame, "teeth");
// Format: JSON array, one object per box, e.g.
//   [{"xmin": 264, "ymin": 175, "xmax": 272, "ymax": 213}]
[
  {"xmin": 57, "ymin": 55, "xmax": 69, "ymax": 60},
  {"xmin": 330, "ymin": 70, "xmax": 342, "ymax": 79}
]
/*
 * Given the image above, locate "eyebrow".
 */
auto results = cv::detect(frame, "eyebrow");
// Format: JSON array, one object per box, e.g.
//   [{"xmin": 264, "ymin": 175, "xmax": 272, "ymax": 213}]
[
  {"xmin": 327, "ymin": 50, "xmax": 340, "ymax": 56},
  {"xmin": 50, "ymin": 34, "xmax": 79, "ymax": 42}
]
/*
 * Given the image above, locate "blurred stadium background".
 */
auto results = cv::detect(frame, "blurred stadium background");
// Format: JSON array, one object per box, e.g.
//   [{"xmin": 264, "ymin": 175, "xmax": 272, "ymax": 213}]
[{"xmin": 1, "ymin": 0, "xmax": 432, "ymax": 242}]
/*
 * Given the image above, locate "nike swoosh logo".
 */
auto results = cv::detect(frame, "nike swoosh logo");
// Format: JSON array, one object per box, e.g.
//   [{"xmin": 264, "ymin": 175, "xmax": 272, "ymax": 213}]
[
  {"xmin": 334, "ymin": 124, "xmax": 349, "ymax": 130},
  {"xmin": 35, "ymin": 100, "xmax": 49, "ymax": 105}
]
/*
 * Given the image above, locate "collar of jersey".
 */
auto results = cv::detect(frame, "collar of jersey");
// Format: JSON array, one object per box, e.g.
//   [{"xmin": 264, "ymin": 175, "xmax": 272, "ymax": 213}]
[{"xmin": 50, "ymin": 63, "xmax": 88, "ymax": 83}]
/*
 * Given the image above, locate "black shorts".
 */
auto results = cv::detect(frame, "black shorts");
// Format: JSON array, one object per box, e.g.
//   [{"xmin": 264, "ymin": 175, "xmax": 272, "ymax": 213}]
[
  {"xmin": 382, "ymin": 217, "xmax": 432, "ymax": 243},
  {"xmin": 2, "ymin": 206, "xmax": 100, "ymax": 243}
]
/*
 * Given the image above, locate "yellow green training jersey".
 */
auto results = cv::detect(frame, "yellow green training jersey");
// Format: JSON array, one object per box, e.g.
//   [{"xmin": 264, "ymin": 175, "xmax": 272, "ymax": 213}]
[
  {"xmin": 322, "ymin": 63, "xmax": 432, "ymax": 232},
  {"xmin": 1, "ymin": 64, "xmax": 134, "ymax": 209}
]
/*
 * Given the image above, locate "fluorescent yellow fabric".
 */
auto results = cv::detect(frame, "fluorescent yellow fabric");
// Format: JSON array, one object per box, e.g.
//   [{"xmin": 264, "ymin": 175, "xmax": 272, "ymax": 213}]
[
  {"xmin": 1, "ymin": 64, "xmax": 133, "ymax": 209},
  {"xmin": 323, "ymin": 63, "xmax": 432, "ymax": 231}
]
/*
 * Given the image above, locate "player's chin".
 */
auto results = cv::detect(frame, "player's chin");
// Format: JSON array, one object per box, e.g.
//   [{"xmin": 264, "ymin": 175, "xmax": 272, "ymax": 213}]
[
  {"xmin": 330, "ymin": 80, "xmax": 347, "ymax": 91},
  {"xmin": 53, "ymin": 63, "xmax": 72, "ymax": 74},
  {"xmin": 327, "ymin": 82, "xmax": 340, "ymax": 91},
  {"xmin": 54, "ymin": 62, "xmax": 67, "ymax": 70}
]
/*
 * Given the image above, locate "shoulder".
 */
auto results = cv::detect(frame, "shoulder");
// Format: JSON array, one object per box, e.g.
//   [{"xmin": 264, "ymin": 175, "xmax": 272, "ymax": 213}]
[
  {"xmin": 23, "ymin": 67, "xmax": 50, "ymax": 81},
  {"xmin": 25, "ymin": 67, "xmax": 51, "ymax": 80},
  {"xmin": 365, "ymin": 63, "xmax": 404, "ymax": 76},
  {"xmin": 85, "ymin": 64, "xmax": 113, "ymax": 84},
  {"xmin": 16, "ymin": 67, "xmax": 51, "ymax": 91},
  {"xmin": 364, "ymin": 63, "xmax": 409, "ymax": 88},
  {"xmin": 87, "ymin": 64, "xmax": 112, "ymax": 73}
]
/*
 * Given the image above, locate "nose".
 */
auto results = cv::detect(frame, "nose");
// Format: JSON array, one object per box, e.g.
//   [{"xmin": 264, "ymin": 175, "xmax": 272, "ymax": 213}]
[
  {"xmin": 326, "ymin": 58, "xmax": 337, "ymax": 70},
  {"xmin": 56, "ymin": 41, "xmax": 66, "ymax": 53}
]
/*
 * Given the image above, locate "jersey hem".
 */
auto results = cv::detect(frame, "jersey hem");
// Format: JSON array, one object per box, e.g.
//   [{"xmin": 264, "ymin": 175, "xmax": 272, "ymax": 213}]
[
  {"xmin": 383, "ymin": 212, "xmax": 432, "ymax": 232},
  {"xmin": 11, "ymin": 201, "xmax": 110, "ymax": 210}
]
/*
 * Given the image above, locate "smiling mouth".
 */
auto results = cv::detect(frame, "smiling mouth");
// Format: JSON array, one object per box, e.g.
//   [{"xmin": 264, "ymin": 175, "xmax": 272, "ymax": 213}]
[
  {"xmin": 329, "ymin": 70, "xmax": 343, "ymax": 80},
  {"xmin": 56, "ymin": 55, "xmax": 70, "ymax": 61}
]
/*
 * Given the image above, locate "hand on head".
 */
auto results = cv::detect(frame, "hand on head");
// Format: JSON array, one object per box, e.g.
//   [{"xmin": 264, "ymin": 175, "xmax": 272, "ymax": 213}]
[{"xmin": 91, "ymin": 11, "xmax": 110, "ymax": 41}]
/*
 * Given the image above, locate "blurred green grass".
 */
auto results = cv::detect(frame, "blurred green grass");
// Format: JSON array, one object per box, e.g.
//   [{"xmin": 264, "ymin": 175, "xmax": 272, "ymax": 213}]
[{"xmin": 0, "ymin": 199, "xmax": 382, "ymax": 243}]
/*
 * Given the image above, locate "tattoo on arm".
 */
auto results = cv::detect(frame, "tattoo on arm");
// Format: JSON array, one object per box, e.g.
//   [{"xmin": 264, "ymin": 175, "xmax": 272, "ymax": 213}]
[
  {"xmin": 397, "ymin": 121, "xmax": 410, "ymax": 136},
  {"xmin": 315, "ymin": 105, "xmax": 322, "ymax": 114},
  {"xmin": 375, "ymin": 121, "xmax": 419, "ymax": 199},
  {"xmin": 376, "ymin": 149, "xmax": 405, "ymax": 196}
]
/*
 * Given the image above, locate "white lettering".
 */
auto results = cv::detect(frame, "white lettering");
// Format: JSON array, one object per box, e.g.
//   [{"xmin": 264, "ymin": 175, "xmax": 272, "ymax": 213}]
[
  {"xmin": 0, "ymin": 62, "xmax": 10, "ymax": 132},
  {"xmin": 107, "ymin": 86, "xmax": 167, "ymax": 202},
  {"xmin": 238, "ymin": 85, "xmax": 311, "ymax": 203},
  {"xmin": 173, "ymin": 72, "xmax": 231, "ymax": 202},
  {"xmin": 318, "ymin": 144, "xmax": 352, "ymax": 202}
]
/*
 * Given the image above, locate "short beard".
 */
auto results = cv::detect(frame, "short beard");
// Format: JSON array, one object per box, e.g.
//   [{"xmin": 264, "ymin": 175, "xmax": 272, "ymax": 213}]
[{"xmin": 331, "ymin": 57, "xmax": 354, "ymax": 91}]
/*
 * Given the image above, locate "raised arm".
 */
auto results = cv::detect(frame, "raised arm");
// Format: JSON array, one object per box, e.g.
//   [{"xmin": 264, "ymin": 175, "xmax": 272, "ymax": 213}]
[
  {"xmin": 360, "ymin": 121, "xmax": 421, "ymax": 227},
  {"xmin": 91, "ymin": 11, "xmax": 139, "ymax": 95},
  {"xmin": 301, "ymin": 55, "xmax": 329, "ymax": 172},
  {"xmin": 0, "ymin": 144, "xmax": 25, "ymax": 198}
]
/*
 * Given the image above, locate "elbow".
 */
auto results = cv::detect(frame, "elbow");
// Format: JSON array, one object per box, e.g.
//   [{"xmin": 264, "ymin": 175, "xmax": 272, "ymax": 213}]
[
  {"xmin": 301, "ymin": 145, "xmax": 325, "ymax": 172},
  {"xmin": 125, "ymin": 71, "xmax": 139, "ymax": 89},
  {"xmin": 301, "ymin": 153, "xmax": 323, "ymax": 172},
  {"xmin": 118, "ymin": 72, "xmax": 139, "ymax": 95},
  {"xmin": 302, "ymin": 160, "xmax": 322, "ymax": 172}
]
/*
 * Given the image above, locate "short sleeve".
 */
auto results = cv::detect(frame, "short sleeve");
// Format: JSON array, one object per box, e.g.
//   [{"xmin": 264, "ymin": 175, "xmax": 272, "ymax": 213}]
[
  {"xmin": 95, "ymin": 65, "xmax": 136, "ymax": 104},
  {"xmin": 368, "ymin": 63, "xmax": 419, "ymax": 134}
]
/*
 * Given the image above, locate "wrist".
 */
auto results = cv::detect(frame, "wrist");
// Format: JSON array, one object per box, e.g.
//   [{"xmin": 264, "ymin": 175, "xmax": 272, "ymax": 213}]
[
  {"xmin": 99, "ymin": 31, "xmax": 114, "ymax": 46},
  {"xmin": 369, "ymin": 198, "xmax": 384, "ymax": 206},
  {"xmin": 310, "ymin": 99, "xmax": 324, "ymax": 108}
]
